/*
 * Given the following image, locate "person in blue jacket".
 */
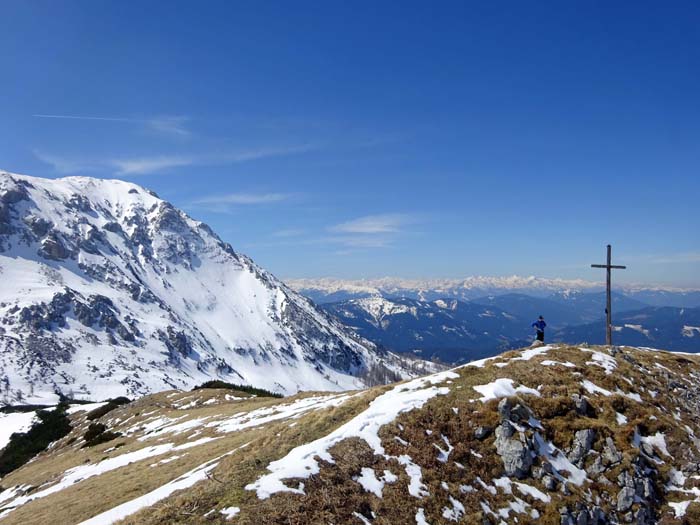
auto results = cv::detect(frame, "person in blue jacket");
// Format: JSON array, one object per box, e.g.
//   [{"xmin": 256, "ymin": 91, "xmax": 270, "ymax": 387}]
[{"xmin": 532, "ymin": 316, "xmax": 546, "ymax": 342}]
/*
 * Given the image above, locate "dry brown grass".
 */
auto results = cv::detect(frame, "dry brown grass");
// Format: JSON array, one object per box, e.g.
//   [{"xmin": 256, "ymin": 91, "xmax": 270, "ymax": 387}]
[{"xmin": 1, "ymin": 345, "xmax": 699, "ymax": 525}]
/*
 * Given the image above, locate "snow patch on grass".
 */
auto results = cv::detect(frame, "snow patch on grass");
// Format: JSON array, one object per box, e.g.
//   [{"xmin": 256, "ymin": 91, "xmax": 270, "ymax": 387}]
[
  {"xmin": 472, "ymin": 378, "xmax": 540, "ymax": 402},
  {"xmin": 246, "ymin": 370, "xmax": 458, "ymax": 499}
]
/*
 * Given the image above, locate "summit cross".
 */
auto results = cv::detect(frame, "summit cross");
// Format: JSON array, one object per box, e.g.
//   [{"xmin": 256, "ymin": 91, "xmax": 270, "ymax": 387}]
[{"xmin": 591, "ymin": 244, "xmax": 627, "ymax": 346}]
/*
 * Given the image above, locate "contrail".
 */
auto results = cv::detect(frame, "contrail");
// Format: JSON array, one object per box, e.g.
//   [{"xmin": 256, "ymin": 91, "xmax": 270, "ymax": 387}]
[{"xmin": 32, "ymin": 114, "xmax": 134, "ymax": 122}]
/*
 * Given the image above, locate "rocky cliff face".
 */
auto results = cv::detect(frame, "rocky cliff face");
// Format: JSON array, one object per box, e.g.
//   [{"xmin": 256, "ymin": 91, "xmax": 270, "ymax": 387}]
[{"xmin": 0, "ymin": 171, "xmax": 423, "ymax": 404}]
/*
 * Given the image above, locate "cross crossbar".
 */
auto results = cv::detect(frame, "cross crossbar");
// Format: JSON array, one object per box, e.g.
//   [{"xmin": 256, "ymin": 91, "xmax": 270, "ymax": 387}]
[{"xmin": 591, "ymin": 264, "xmax": 627, "ymax": 269}]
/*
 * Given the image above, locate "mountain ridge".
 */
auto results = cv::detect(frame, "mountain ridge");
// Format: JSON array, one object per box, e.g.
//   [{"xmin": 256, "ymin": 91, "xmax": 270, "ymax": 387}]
[
  {"xmin": 287, "ymin": 277, "xmax": 700, "ymax": 307},
  {"xmin": 0, "ymin": 171, "xmax": 425, "ymax": 405}
]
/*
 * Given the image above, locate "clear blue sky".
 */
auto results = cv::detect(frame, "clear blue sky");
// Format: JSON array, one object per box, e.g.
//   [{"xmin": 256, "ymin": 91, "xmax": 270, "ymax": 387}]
[{"xmin": 2, "ymin": 1, "xmax": 698, "ymax": 286}]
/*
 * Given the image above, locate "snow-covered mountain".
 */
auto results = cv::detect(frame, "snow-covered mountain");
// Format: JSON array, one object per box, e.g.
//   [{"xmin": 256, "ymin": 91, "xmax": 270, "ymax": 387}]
[
  {"xmin": 322, "ymin": 296, "xmax": 530, "ymax": 363},
  {"xmin": 287, "ymin": 277, "xmax": 700, "ymax": 307},
  {"xmin": 0, "ymin": 171, "xmax": 424, "ymax": 405},
  {"xmin": 287, "ymin": 276, "xmax": 603, "ymax": 303}
]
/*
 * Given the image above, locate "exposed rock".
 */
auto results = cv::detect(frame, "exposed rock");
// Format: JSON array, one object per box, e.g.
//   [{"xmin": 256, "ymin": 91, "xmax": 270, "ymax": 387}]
[
  {"xmin": 616, "ymin": 486, "xmax": 635, "ymax": 511},
  {"xmin": 494, "ymin": 421, "xmax": 532, "ymax": 479},
  {"xmin": 603, "ymin": 437, "xmax": 622, "ymax": 465},
  {"xmin": 474, "ymin": 426, "xmax": 492, "ymax": 440},
  {"xmin": 572, "ymin": 393, "xmax": 595, "ymax": 416},
  {"xmin": 543, "ymin": 474, "xmax": 557, "ymax": 490},
  {"xmin": 23, "ymin": 215, "xmax": 52, "ymax": 237},
  {"xmin": 569, "ymin": 428, "xmax": 596, "ymax": 466},
  {"xmin": 39, "ymin": 233, "xmax": 70, "ymax": 260}
]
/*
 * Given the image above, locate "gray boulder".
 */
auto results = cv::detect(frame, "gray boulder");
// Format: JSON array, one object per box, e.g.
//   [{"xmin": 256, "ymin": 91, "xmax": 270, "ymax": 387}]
[
  {"xmin": 569, "ymin": 429, "xmax": 596, "ymax": 466},
  {"xmin": 494, "ymin": 422, "xmax": 532, "ymax": 479},
  {"xmin": 616, "ymin": 486, "xmax": 635, "ymax": 511}
]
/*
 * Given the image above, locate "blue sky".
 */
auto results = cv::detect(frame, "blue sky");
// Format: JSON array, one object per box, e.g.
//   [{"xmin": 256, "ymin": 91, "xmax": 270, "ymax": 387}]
[{"xmin": 1, "ymin": 1, "xmax": 699, "ymax": 286}]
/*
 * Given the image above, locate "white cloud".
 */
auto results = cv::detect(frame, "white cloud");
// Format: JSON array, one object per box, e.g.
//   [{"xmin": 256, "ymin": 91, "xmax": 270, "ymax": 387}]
[
  {"xmin": 193, "ymin": 193, "xmax": 292, "ymax": 205},
  {"xmin": 110, "ymin": 156, "xmax": 194, "ymax": 175},
  {"xmin": 329, "ymin": 213, "xmax": 414, "ymax": 234}
]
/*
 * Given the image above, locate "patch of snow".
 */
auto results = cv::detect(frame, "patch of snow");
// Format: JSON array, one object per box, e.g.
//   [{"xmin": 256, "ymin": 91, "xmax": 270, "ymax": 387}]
[
  {"xmin": 399, "ymin": 455, "xmax": 429, "ymax": 498},
  {"xmin": 76, "ymin": 442, "xmax": 250, "ymax": 525},
  {"xmin": 353, "ymin": 511, "xmax": 373, "ymax": 524},
  {"xmin": 472, "ymin": 378, "xmax": 540, "ymax": 402},
  {"xmin": 616, "ymin": 412, "xmax": 628, "ymax": 425},
  {"xmin": 1, "ymin": 443, "xmax": 180, "ymax": 517},
  {"xmin": 682, "ymin": 326, "xmax": 700, "ymax": 338},
  {"xmin": 208, "ymin": 394, "xmax": 352, "ymax": 435},
  {"xmin": 510, "ymin": 346, "xmax": 553, "ymax": 362},
  {"xmin": 441, "ymin": 496, "xmax": 465, "ymax": 521},
  {"xmin": 415, "ymin": 508, "xmax": 429, "ymax": 525},
  {"xmin": 246, "ymin": 370, "xmax": 458, "ymax": 499},
  {"xmin": 67, "ymin": 402, "xmax": 109, "ymax": 415},
  {"xmin": 581, "ymin": 380, "xmax": 612, "ymax": 396},
  {"xmin": 513, "ymin": 481, "xmax": 551, "ymax": 503},
  {"xmin": 669, "ymin": 501, "xmax": 692, "ymax": 518},
  {"xmin": 356, "ymin": 468, "xmax": 384, "ymax": 497},
  {"xmin": 0, "ymin": 411, "xmax": 38, "ymax": 450},
  {"xmin": 434, "ymin": 435, "xmax": 453, "ymax": 463},
  {"xmin": 640, "ymin": 432, "xmax": 672, "ymax": 458},
  {"xmin": 581, "ymin": 349, "xmax": 617, "ymax": 375},
  {"xmin": 220, "ymin": 507, "xmax": 241, "ymax": 519},
  {"xmin": 541, "ymin": 360, "xmax": 576, "ymax": 368},
  {"xmin": 534, "ymin": 432, "xmax": 588, "ymax": 486}
]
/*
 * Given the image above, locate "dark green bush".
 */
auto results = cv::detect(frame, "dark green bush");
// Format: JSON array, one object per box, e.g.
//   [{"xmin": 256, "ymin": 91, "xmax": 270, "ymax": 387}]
[
  {"xmin": 192, "ymin": 380, "xmax": 282, "ymax": 398},
  {"xmin": 82, "ymin": 422, "xmax": 121, "ymax": 448},
  {"xmin": 85, "ymin": 397, "xmax": 131, "ymax": 421},
  {"xmin": 0, "ymin": 402, "xmax": 72, "ymax": 476}
]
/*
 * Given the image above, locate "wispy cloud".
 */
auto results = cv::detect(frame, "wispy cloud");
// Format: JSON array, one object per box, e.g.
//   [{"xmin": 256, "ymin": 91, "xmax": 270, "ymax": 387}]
[
  {"xmin": 193, "ymin": 193, "xmax": 293, "ymax": 205},
  {"xmin": 33, "ymin": 150, "xmax": 97, "ymax": 174},
  {"xmin": 33, "ymin": 114, "xmax": 132, "ymax": 122},
  {"xmin": 319, "ymin": 213, "xmax": 422, "ymax": 252},
  {"xmin": 146, "ymin": 116, "xmax": 191, "ymax": 136},
  {"xmin": 329, "ymin": 213, "xmax": 415, "ymax": 234},
  {"xmin": 111, "ymin": 155, "xmax": 194, "ymax": 175},
  {"xmin": 34, "ymin": 143, "xmax": 317, "ymax": 177},
  {"xmin": 33, "ymin": 114, "xmax": 192, "ymax": 137}
]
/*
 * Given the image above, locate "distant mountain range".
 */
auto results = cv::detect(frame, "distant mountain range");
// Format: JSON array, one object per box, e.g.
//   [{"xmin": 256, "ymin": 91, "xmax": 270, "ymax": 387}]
[
  {"xmin": 307, "ymin": 282, "xmax": 700, "ymax": 362},
  {"xmin": 472, "ymin": 291, "xmax": 649, "ymax": 329},
  {"xmin": 322, "ymin": 296, "xmax": 531, "ymax": 363},
  {"xmin": 287, "ymin": 277, "xmax": 700, "ymax": 307},
  {"xmin": 553, "ymin": 306, "xmax": 700, "ymax": 351}
]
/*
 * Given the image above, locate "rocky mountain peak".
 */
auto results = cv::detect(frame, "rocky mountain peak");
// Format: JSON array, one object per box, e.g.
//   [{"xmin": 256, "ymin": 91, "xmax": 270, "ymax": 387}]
[{"xmin": 0, "ymin": 171, "xmax": 425, "ymax": 404}]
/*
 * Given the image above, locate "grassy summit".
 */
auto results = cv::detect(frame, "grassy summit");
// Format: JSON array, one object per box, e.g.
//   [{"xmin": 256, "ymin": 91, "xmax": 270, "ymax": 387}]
[{"xmin": 0, "ymin": 345, "xmax": 698, "ymax": 524}]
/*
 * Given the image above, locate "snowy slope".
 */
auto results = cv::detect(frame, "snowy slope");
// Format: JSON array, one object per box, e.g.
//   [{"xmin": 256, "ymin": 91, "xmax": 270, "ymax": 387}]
[{"xmin": 0, "ymin": 171, "xmax": 422, "ymax": 404}]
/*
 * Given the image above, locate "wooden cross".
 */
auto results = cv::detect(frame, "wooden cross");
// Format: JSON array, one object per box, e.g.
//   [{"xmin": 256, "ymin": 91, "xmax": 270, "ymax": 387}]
[{"xmin": 591, "ymin": 244, "xmax": 627, "ymax": 346}]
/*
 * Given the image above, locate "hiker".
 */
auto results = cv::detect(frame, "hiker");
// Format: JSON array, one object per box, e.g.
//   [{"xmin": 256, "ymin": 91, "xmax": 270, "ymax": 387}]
[{"xmin": 532, "ymin": 315, "xmax": 546, "ymax": 343}]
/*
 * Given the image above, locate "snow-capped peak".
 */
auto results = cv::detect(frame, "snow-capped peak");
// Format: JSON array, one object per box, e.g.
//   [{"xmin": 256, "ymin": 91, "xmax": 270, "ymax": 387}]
[{"xmin": 0, "ymin": 171, "xmax": 419, "ymax": 404}]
